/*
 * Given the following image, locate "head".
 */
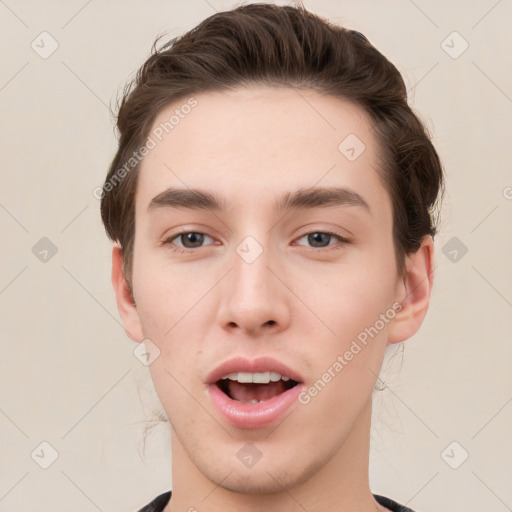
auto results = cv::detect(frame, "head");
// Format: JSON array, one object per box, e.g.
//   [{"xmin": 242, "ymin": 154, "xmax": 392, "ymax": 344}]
[{"xmin": 101, "ymin": 3, "xmax": 443, "ymax": 497}]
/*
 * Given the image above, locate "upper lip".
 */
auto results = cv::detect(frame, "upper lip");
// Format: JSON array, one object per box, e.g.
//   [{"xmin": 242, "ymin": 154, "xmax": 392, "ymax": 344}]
[{"xmin": 205, "ymin": 356, "xmax": 304, "ymax": 385}]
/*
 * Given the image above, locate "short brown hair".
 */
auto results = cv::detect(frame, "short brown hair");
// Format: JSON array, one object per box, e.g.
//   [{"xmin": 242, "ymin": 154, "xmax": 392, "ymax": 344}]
[{"xmin": 100, "ymin": 2, "xmax": 444, "ymax": 289}]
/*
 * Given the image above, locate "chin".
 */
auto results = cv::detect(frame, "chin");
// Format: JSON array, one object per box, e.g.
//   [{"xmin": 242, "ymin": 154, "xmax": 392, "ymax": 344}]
[
  {"xmin": 192, "ymin": 445, "xmax": 327, "ymax": 495},
  {"xmin": 205, "ymin": 466, "xmax": 303, "ymax": 494}
]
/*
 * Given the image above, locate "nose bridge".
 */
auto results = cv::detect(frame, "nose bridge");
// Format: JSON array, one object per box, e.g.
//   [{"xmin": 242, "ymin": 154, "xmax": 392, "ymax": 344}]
[
  {"xmin": 232, "ymin": 235, "xmax": 277, "ymax": 307},
  {"xmin": 234, "ymin": 238, "xmax": 272, "ymax": 298}
]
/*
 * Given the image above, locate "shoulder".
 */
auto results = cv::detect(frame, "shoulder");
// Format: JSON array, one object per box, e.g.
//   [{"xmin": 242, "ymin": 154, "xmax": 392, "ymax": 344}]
[
  {"xmin": 374, "ymin": 493, "xmax": 418, "ymax": 512},
  {"xmin": 136, "ymin": 491, "xmax": 171, "ymax": 512}
]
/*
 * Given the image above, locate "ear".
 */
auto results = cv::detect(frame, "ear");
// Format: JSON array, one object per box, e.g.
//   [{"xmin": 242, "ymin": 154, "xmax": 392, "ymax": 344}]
[
  {"xmin": 111, "ymin": 243, "xmax": 144, "ymax": 343},
  {"xmin": 387, "ymin": 235, "xmax": 434, "ymax": 344}
]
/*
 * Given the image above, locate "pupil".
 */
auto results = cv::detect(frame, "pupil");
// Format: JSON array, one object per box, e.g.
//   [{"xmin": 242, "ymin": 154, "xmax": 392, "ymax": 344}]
[
  {"xmin": 183, "ymin": 232, "xmax": 203, "ymax": 248},
  {"xmin": 309, "ymin": 232, "xmax": 330, "ymax": 247}
]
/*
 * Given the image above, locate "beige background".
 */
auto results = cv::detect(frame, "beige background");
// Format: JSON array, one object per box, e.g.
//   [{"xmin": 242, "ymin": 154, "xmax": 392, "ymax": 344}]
[{"xmin": 1, "ymin": 1, "xmax": 511, "ymax": 511}]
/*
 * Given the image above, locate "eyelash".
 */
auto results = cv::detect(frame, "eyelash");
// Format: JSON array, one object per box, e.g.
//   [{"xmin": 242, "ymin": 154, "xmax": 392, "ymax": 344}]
[{"xmin": 162, "ymin": 229, "xmax": 351, "ymax": 253}]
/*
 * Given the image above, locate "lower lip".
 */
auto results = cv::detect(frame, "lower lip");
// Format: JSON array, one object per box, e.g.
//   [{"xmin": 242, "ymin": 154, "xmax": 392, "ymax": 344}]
[{"xmin": 208, "ymin": 382, "xmax": 304, "ymax": 429}]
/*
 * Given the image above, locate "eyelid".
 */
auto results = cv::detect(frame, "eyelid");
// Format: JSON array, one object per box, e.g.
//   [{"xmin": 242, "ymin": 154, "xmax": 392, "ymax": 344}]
[
  {"xmin": 296, "ymin": 226, "xmax": 351, "ymax": 240},
  {"xmin": 161, "ymin": 224, "xmax": 217, "ymax": 241}
]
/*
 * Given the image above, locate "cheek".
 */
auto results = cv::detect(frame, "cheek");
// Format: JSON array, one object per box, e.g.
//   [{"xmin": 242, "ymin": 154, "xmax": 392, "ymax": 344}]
[
  {"xmin": 132, "ymin": 247, "xmax": 196, "ymax": 337},
  {"xmin": 296, "ymin": 274, "xmax": 392, "ymax": 426},
  {"xmin": 296, "ymin": 258, "xmax": 396, "ymax": 340},
  {"xmin": 290, "ymin": 251, "xmax": 396, "ymax": 400},
  {"xmin": 132, "ymin": 256, "xmax": 214, "ymax": 384}
]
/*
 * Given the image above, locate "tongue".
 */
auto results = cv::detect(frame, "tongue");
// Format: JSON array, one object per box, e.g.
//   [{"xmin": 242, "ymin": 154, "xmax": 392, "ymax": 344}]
[{"xmin": 227, "ymin": 380, "xmax": 286, "ymax": 402}]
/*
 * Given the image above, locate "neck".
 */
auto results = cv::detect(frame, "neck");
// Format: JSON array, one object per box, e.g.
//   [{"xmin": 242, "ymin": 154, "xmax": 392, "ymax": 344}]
[{"xmin": 167, "ymin": 400, "xmax": 384, "ymax": 512}]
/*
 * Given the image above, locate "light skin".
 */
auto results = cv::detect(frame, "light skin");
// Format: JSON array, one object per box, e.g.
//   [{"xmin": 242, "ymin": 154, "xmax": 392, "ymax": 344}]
[{"xmin": 112, "ymin": 86, "xmax": 434, "ymax": 512}]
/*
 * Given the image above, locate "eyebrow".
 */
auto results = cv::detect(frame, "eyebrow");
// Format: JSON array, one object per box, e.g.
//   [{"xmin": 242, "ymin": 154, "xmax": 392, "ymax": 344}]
[{"xmin": 147, "ymin": 186, "xmax": 370, "ymax": 214}]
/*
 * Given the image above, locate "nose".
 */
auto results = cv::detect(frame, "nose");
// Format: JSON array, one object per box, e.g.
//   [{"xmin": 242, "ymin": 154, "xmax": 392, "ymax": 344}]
[{"xmin": 216, "ymin": 240, "xmax": 291, "ymax": 336}]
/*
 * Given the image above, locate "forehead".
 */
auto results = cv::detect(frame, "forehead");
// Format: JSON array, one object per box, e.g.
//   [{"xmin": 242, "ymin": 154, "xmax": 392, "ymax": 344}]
[{"xmin": 135, "ymin": 86, "xmax": 390, "ymax": 218}]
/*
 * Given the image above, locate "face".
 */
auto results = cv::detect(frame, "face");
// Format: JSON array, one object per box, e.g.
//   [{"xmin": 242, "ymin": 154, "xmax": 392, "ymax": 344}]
[{"xmin": 120, "ymin": 86, "xmax": 412, "ymax": 493}]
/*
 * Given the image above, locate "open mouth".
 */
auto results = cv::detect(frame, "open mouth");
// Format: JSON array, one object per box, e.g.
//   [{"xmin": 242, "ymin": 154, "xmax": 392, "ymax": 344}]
[
  {"xmin": 207, "ymin": 359, "xmax": 305, "ymax": 428},
  {"xmin": 216, "ymin": 372, "xmax": 299, "ymax": 403}
]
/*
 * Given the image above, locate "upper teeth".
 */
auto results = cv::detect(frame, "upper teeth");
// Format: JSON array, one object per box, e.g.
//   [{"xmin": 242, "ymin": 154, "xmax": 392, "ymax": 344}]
[{"xmin": 221, "ymin": 371, "xmax": 290, "ymax": 384}]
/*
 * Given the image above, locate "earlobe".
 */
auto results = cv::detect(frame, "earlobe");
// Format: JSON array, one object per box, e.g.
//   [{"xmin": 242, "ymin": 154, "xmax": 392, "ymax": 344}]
[
  {"xmin": 387, "ymin": 235, "xmax": 434, "ymax": 345},
  {"xmin": 111, "ymin": 243, "xmax": 144, "ymax": 343}
]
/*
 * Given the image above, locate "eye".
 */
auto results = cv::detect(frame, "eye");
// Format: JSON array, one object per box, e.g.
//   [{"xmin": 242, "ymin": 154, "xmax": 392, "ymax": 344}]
[
  {"xmin": 295, "ymin": 231, "xmax": 350, "ymax": 250},
  {"xmin": 162, "ymin": 229, "xmax": 350, "ymax": 253},
  {"xmin": 164, "ymin": 231, "xmax": 215, "ymax": 252}
]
